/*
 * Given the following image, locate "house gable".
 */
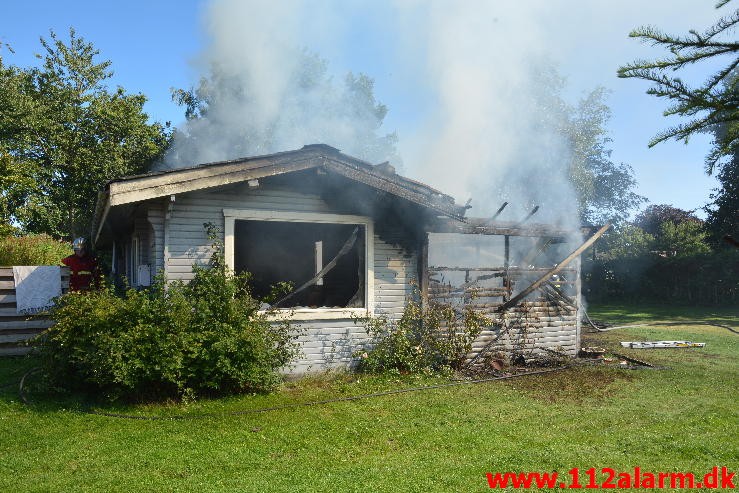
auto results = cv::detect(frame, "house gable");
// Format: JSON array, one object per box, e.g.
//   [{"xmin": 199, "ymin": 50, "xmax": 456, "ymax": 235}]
[{"xmin": 93, "ymin": 144, "xmax": 464, "ymax": 244}]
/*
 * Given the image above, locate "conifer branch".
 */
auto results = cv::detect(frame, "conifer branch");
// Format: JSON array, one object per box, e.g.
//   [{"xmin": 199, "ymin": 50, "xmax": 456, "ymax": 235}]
[{"xmin": 619, "ymin": 1, "xmax": 739, "ymax": 175}]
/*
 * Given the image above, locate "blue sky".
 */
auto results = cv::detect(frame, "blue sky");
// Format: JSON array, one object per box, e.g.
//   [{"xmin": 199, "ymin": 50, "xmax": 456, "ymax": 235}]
[{"xmin": 2, "ymin": 0, "xmax": 728, "ymax": 219}]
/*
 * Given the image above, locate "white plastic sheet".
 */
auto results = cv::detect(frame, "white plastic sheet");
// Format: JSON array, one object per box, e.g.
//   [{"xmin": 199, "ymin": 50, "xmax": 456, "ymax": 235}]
[{"xmin": 12, "ymin": 266, "xmax": 61, "ymax": 315}]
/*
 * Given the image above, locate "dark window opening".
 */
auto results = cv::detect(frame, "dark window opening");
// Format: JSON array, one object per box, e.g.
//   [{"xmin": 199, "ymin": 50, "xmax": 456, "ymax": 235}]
[{"xmin": 234, "ymin": 220, "xmax": 366, "ymax": 308}]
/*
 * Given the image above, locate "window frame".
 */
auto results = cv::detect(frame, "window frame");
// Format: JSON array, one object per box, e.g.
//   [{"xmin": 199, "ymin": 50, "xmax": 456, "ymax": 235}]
[{"xmin": 223, "ymin": 208, "xmax": 374, "ymax": 320}]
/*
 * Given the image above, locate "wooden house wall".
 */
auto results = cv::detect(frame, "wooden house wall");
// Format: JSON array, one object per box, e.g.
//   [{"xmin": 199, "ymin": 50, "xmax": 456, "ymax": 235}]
[
  {"xmin": 129, "ymin": 183, "xmax": 582, "ymax": 370},
  {"xmin": 133, "ymin": 209, "xmax": 151, "ymax": 280},
  {"xmin": 152, "ymin": 186, "xmax": 418, "ymax": 373},
  {"xmin": 468, "ymin": 302, "xmax": 579, "ymax": 358}
]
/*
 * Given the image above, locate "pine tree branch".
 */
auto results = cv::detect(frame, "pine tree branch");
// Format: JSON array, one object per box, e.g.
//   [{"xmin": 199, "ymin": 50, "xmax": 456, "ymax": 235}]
[
  {"xmin": 705, "ymin": 58, "xmax": 739, "ymax": 92},
  {"xmin": 703, "ymin": 7, "xmax": 739, "ymax": 41},
  {"xmin": 649, "ymin": 112, "xmax": 738, "ymax": 152},
  {"xmin": 629, "ymin": 25, "xmax": 739, "ymax": 51},
  {"xmin": 621, "ymin": 46, "xmax": 738, "ymax": 74},
  {"xmin": 620, "ymin": 68, "xmax": 695, "ymax": 98}
]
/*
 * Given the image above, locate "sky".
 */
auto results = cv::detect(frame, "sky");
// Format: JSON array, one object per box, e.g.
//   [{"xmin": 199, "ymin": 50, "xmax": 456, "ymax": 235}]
[{"xmin": 1, "ymin": 0, "xmax": 730, "ymax": 220}]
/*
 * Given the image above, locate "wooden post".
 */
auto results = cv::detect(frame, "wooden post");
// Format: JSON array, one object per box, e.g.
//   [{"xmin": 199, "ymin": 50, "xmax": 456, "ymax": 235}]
[
  {"xmin": 419, "ymin": 233, "xmax": 429, "ymax": 309},
  {"xmin": 163, "ymin": 195, "xmax": 175, "ymax": 276},
  {"xmin": 503, "ymin": 235, "xmax": 510, "ymax": 301}
]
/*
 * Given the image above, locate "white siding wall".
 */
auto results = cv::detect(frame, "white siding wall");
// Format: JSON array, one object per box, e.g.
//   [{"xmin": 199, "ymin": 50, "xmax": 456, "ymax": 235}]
[
  {"xmin": 374, "ymin": 230, "xmax": 417, "ymax": 321},
  {"xmin": 162, "ymin": 187, "xmax": 418, "ymax": 373},
  {"xmin": 166, "ymin": 188, "xmax": 337, "ymax": 282}
]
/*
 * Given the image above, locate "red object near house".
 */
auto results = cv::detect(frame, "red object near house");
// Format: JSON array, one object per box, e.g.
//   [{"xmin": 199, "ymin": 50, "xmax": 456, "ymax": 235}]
[{"xmin": 61, "ymin": 254, "xmax": 99, "ymax": 291}]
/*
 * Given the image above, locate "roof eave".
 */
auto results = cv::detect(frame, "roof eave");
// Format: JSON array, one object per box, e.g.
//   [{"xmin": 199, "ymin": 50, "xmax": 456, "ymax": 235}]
[
  {"xmin": 91, "ymin": 189, "xmax": 111, "ymax": 246},
  {"xmin": 98, "ymin": 145, "xmax": 467, "ymax": 229}
]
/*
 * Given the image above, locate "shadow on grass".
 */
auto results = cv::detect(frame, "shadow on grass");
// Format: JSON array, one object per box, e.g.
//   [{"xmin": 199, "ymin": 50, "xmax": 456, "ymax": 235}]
[
  {"xmin": 0, "ymin": 355, "xmax": 457, "ymax": 420},
  {"xmin": 587, "ymin": 303, "xmax": 739, "ymax": 328},
  {"xmin": 0, "ymin": 355, "xmax": 114, "ymax": 416}
]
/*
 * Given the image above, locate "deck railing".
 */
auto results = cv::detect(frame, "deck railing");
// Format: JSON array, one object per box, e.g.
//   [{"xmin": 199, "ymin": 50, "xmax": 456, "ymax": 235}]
[{"xmin": 0, "ymin": 266, "xmax": 69, "ymax": 356}]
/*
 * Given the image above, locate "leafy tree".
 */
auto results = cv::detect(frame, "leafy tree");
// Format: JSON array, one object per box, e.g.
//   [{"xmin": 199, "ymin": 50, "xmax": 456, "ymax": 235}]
[
  {"xmin": 617, "ymin": 0, "xmax": 739, "ymax": 174},
  {"xmin": 165, "ymin": 50, "xmax": 398, "ymax": 169},
  {"xmin": 598, "ymin": 224, "xmax": 655, "ymax": 260},
  {"xmin": 567, "ymin": 87, "xmax": 647, "ymax": 225},
  {"xmin": 597, "ymin": 204, "xmax": 712, "ymax": 260},
  {"xmin": 706, "ymin": 154, "xmax": 739, "ymax": 241},
  {"xmin": 656, "ymin": 220, "xmax": 712, "ymax": 256},
  {"xmin": 631, "ymin": 204, "xmax": 711, "ymax": 256},
  {"xmin": 634, "ymin": 204, "xmax": 702, "ymax": 235},
  {"xmin": 0, "ymin": 29, "xmax": 170, "ymax": 238},
  {"xmin": 0, "ymin": 151, "xmax": 35, "ymax": 236},
  {"xmin": 706, "ymin": 120, "xmax": 739, "ymax": 243},
  {"xmin": 500, "ymin": 66, "xmax": 645, "ymax": 226}
]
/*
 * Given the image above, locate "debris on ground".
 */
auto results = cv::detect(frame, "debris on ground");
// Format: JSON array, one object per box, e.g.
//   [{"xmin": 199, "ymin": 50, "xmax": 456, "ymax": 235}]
[
  {"xmin": 575, "ymin": 348, "xmax": 658, "ymax": 370},
  {"xmin": 578, "ymin": 346, "xmax": 606, "ymax": 358},
  {"xmin": 461, "ymin": 350, "xmax": 569, "ymax": 379},
  {"xmin": 620, "ymin": 341, "xmax": 706, "ymax": 349}
]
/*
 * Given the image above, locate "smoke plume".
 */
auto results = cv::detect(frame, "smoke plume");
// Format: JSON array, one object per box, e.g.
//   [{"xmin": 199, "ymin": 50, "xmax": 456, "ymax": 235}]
[{"xmin": 163, "ymin": 0, "xmax": 679, "ymax": 232}]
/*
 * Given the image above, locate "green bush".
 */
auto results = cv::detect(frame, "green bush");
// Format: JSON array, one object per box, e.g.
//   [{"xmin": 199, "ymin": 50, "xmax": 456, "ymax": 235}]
[
  {"xmin": 354, "ymin": 296, "xmax": 490, "ymax": 374},
  {"xmin": 0, "ymin": 234, "xmax": 72, "ymax": 266},
  {"xmin": 38, "ymin": 258, "xmax": 299, "ymax": 401}
]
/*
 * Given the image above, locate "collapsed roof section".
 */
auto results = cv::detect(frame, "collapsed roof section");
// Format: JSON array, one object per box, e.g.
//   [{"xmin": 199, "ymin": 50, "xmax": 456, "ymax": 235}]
[
  {"xmin": 91, "ymin": 144, "xmax": 465, "ymax": 243},
  {"xmin": 434, "ymin": 217, "xmax": 586, "ymax": 239}
]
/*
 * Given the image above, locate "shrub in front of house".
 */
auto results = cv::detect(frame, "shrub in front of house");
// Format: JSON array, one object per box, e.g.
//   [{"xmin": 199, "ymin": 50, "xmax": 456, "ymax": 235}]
[
  {"xmin": 0, "ymin": 234, "xmax": 72, "ymax": 266},
  {"xmin": 38, "ymin": 265, "xmax": 299, "ymax": 401},
  {"xmin": 355, "ymin": 296, "xmax": 490, "ymax": 375}
]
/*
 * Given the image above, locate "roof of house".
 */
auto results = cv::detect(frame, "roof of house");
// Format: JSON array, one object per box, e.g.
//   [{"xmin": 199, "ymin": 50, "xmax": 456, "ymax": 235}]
[{"xmin": 92, "ymin": 144, "xmax": 466, "ymax": 242}]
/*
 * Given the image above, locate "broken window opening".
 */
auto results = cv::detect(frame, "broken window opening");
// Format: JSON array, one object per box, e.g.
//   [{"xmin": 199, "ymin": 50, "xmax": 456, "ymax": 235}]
[{"xmin": 234, "ymin": 220, "xmax": 366, "ymax": 309}]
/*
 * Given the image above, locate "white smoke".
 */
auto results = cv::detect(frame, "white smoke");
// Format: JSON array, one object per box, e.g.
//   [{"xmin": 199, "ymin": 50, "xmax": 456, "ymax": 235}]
[
  {"xmin": 162, "ymin": 0, "xmax": 399, "ymax": 169},
  {"xmin": 394, "ymin": 2, "xmax": 564, "ymax": 218},
  {"xmin": 163, "ymin": 0, "xmax": 711, "ymax": 231}
]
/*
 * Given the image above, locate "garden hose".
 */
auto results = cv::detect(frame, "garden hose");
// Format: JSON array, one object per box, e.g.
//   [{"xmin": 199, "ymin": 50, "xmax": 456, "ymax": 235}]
[{"xmin": 580, "ymin": 308, "xmax": 738, "ymax": 335}]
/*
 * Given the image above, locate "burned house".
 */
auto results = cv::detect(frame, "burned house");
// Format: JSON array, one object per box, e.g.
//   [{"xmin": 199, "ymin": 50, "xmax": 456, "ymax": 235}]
[{"xmin": 92, "ymin": 144, "xmax": 587, "ymax": 372}]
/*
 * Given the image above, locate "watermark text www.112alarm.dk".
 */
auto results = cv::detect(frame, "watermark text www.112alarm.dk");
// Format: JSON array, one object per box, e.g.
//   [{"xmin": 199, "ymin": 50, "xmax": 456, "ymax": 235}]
[{"xmin": 486, "ymin": 467, "xmax": 736, "ymax": 489}]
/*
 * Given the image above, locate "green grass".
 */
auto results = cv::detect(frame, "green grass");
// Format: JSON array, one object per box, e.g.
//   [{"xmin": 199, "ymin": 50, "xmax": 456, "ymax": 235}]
[
  {"xmin": 586, "ymin": 303, "xmax": 738, "ymax": 327},
  {"xmin": 1, "ymin": 304, "xmax": 737, "ymax": 492}
]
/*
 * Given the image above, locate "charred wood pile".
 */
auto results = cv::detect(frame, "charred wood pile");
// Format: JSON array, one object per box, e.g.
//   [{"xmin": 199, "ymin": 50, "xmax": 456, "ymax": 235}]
[
  {"xmin": 424, "ymin": 223, "xmax": 610, "ymax": 360},
  {"xmin": 428, "ymin": 269, "xmax": 579, "ymax": 360}
]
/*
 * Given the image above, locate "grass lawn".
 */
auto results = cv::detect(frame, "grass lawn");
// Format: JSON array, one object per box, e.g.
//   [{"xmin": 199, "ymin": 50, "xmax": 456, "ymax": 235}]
[{"xmin": 0, "ymin": 304, "xmax": 737, "ymax": 492}]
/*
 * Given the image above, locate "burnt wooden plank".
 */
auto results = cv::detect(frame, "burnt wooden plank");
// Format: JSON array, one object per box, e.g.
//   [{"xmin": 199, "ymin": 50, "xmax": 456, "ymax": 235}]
[{"xmin": 496, "ymin": 224, "xmax": 610, "ymax": 313}]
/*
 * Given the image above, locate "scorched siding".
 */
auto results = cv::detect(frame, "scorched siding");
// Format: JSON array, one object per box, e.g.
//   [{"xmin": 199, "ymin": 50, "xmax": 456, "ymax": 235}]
[
  {"xmin": 466, "ymin": 300, "xmax": 581, "ymax": 358},
  {"xmin": 373, "ymin": 230, "xmax": 418, "ymax": 321}
]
